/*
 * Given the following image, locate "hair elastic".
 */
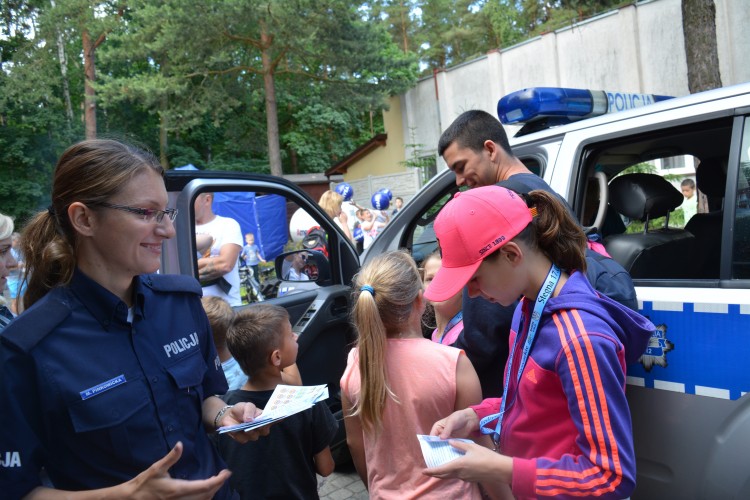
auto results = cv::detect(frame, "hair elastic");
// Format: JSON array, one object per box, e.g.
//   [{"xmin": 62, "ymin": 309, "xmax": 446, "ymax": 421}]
[
  {"xmin": 529, "ymin": 206, "xmax": 538, "ymax": 218},
  {"xmin": 47, "ymin": 205, "xmax": 56, "ymax": 216},
  {"xmin": 360, "ymin": 284, "xmax": 375, "ymax": 296}
]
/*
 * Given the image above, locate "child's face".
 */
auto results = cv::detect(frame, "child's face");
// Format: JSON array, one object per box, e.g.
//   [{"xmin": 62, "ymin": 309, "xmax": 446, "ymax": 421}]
[
  {"xmin": 467, "ymin": 249, "xmax": 525, "ymax": 307},
  {"xmin": 278, "ymin": 320, "xmax": 299, "ymax": 368},
  {"xmin": 423, "ymin": 255, "xmax": 462, "ymax": 315},
  {"xmin": 681, "ymin": 186, "xmax": 695, "ymax": 199},
  {"xmin": 422, "ymin": 256, "xmax": 441, "ymax": 291},
  {"xmin": 245, "ymin": 234, "xmax": 255, "ymax": 245}
]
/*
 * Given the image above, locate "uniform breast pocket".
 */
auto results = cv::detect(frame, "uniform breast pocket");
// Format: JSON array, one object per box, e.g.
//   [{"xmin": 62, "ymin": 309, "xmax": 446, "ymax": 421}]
[
  {"xmin": 68, "ymin": 377, "xmax": 150, "ymax": 432},
  {"xmin": 67, "ymin": 376, "xmax": 153, "ymax": 467},
  {"xmin": 165, "ymin": 349, "xmax": 208, "ymax": 404}
]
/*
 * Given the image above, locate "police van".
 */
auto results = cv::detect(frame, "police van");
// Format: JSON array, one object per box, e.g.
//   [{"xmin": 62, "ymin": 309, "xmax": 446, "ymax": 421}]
[
  {"xmin": 163, "ymin": 82, "xmax": 750, "ymax": 499},
  {"xmin": 367, "ymin": 83, "xmax": 750, "ymax": 499}
]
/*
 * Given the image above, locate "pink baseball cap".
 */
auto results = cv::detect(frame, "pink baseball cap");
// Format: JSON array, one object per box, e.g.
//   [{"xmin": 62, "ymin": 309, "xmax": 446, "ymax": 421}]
[{"xmin": 424, "ymin": 186, "xmax": 533, "ymax": 302}]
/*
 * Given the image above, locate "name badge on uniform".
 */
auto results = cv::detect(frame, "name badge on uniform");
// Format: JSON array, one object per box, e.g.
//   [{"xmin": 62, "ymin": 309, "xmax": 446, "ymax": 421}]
[{"xmin": 80, "ymin": 374, "xmax": 127, "ymax": 400}]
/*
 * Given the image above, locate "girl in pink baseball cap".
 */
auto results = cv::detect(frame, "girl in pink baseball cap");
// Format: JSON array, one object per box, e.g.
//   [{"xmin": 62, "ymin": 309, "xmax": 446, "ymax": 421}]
[{"xmin": 423, "ymin": 186, "xmax": 654, "ymax": 499}]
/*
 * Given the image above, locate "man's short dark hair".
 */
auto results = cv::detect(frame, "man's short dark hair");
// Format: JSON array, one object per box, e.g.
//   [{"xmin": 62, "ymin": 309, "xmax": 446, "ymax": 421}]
[
  {"xmin": 438, "ymin": 110, "xmax": 514, "ymax": 157},
  {"xmin": 681, "ymin": 178, "xmax": 695, "ymax": 189}
]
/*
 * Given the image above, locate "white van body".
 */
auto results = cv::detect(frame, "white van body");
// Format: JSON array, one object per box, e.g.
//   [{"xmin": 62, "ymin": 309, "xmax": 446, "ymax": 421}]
[{"xmin": 369, "ymin": 82, "xmax": 750, "ymax": 498}]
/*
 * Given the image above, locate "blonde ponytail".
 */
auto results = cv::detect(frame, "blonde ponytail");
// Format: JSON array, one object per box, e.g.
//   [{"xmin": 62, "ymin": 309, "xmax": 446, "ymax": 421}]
[{"xmin": 349, "ymin": 250, "xmax": 422, "ymax": 433}]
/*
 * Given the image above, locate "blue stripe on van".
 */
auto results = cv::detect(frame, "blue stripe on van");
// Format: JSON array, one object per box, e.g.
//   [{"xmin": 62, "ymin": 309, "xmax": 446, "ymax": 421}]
[{"xmin": 627, "ymin": 301, "xmax": 749, "ymax": 400}]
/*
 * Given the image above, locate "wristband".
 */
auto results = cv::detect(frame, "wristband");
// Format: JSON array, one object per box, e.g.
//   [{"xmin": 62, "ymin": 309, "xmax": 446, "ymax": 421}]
[{"xmin": 214, "ymin": 404, "xmax": 234, "ymax": 430}]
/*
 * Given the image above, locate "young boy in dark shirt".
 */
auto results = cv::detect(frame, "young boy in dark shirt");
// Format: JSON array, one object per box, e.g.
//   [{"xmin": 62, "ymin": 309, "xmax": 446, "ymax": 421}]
[{"xmin": 214, "ymin": 304, "xmax": 338, "ymax": 499}]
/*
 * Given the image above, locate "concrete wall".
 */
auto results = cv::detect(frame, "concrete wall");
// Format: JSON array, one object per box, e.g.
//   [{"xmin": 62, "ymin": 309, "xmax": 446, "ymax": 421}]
[
  {"xmin": 402, "ymin": 0, "xmax": 750, "ymax": 165},
  {"xmin": 342, "ymin": 170, "xmax": 422, "ymax": 210},
  {"xmin": 715, "ymin": 0, "xmax": 750, "ymax": 86}
]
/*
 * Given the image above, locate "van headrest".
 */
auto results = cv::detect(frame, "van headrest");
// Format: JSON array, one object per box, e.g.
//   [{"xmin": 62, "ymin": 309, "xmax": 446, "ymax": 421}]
[
  {"xmin": 696, "ymin": 157, "xmax": 727, "ymax": 198},
  {"xmin": 609, "ymin": 173, "xmax": 683, "ymax": 221}
]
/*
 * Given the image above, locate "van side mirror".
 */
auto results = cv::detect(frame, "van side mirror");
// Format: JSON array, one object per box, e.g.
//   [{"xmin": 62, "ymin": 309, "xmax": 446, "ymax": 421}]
[{"xmin": 275, "ymin": 250, "xmax": 331, "ymax": 286}]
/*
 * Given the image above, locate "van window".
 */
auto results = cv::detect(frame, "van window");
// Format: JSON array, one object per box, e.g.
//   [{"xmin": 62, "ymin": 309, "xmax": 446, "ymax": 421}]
[
  {"xmin": 733, "ymin": 118, "xmax": 750, "ymax": 279},
  {"xmin": 405, "ymin": 149, "xmax": 548, "ymax": 265},
  {"xmin": 192, "ymin": 190, "xmax": 330, "ymax": 303},
  {"xmin": 579, "ymin": 118, "xmax": 734, "ymax": 281}
]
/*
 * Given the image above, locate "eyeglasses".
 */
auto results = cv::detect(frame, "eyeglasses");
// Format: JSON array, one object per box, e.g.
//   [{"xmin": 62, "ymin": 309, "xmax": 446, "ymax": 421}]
[{"xmin": 97, "ymin": 202, "xmax": 178, "ymax": 223}]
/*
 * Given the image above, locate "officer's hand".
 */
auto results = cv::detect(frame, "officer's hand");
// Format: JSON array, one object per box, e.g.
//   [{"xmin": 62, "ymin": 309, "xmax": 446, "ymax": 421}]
[
  {"xmin": 430, "ymin": 408, "xmax": 480, "ymax": 439},
  {"xmin": 223, "ymin": 402, "xmax": 271, "ymax": 444},
  {"xmin": 126, "ymin": 441, "xmax": 231, "ymax": 500}
]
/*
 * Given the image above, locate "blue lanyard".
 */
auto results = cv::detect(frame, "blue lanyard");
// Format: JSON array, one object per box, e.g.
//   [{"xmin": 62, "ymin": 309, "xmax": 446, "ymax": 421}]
[
  {"xmin": 479, "ymin": 264, "xmax": 561, "ymax": 450},
  {"xmin": 439, "ymin": 311, "xmax": 463, "ymax": 344}
]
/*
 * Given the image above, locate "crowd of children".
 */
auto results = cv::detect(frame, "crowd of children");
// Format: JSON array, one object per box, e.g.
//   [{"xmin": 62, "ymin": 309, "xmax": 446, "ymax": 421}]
[{"xmin": 194, "ymin": 179, "xmax": 655, "ymax": 499}]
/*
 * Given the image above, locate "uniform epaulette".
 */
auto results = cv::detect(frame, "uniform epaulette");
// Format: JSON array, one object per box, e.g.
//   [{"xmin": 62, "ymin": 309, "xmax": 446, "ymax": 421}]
[
  {"xmin": 142, "ymin": 273, "xmax": 203, "ymax": 296},
  {"xmin": 1, "ymin": 297, "xmax": 72, "ymax": 352}
]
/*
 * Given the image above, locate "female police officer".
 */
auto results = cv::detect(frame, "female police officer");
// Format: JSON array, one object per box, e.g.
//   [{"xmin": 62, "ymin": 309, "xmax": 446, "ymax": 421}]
[{"xmin": 0, "ymin": 139, "xmax": 264, "ymax": 499}]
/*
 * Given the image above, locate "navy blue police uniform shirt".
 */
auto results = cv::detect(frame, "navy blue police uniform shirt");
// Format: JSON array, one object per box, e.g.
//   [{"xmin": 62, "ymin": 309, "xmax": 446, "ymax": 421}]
[{"xmin": 0, "ymin": 269, "xmax": 231, "ymax": 499}]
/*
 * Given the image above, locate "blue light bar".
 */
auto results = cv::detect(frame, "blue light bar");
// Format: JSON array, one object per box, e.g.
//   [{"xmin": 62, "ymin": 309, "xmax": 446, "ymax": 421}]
[{"xmin": 497, "ymin": 87, "xmax": 673, "ymax": 126}]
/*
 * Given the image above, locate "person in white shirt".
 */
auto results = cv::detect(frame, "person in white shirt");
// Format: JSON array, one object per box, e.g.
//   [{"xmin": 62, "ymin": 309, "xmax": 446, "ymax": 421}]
[
  {"xmin": 680, "ymin": 178, "xmax": 697, "ymax": 224},
  {"xmin": 195, "ymin": 192, "xmax": 243, "ymax": 306},
  {"xmin": 284, "ymin": 252, "xmax": 310, "ymax": 281},
  {"xmin": 356, "ymin": 209, "xmax": 386, "ymax": 250}
]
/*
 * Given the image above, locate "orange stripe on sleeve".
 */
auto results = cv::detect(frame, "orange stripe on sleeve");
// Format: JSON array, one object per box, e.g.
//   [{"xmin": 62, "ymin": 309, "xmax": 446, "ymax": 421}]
[
  {"xmin": 571, "ymin": 309, "xmax": 623, "ymax": 480},
  {"xmin": 541, "ymin": 310, "xmax": 622, "ymax": 495},
  {"xmin": 560, "ymin": 310, "xmax": 608, "ymax": 465},
  {"xmin": 552, "ymin": 312, "xmax": 599, "ymax": 464}
]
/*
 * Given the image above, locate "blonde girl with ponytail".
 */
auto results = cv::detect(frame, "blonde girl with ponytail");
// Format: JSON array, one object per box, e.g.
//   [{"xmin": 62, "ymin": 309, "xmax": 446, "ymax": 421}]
[{"xmin": 340, "ymin": 250, "xmax": 484, "ymax": 499}]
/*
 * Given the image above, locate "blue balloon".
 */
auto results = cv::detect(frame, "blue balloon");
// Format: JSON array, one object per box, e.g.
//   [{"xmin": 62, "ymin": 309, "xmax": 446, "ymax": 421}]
[
  {"xmin": 372, "ymin": 191, "xmax": 390, "ymax": 210},
  {"xmin": 335, "ymin": 182, "xmax": 354, "ymax": 201},
  {"xmin": 379, "ymin": 188, "xmax": 393, "ymax": 200},
  {"xmin": 353, "ymin": 227, "xmax": 364, "ymax": 241}
]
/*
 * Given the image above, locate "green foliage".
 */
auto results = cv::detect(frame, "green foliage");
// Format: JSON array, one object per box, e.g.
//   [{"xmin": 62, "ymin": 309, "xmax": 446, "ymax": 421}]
[
  {"xmin": 624, "ymin": 209, "xmax": 685, "ymax": 234},
  {"xmin": 615, "ymin": 161, "xmax": 688, "ymax": 233},
  {"xmin": 0, "ymin": 0, "xmax": 633, "ymax": 213},
  {"xmin": 618, "ymin": 162, "xmax": 657, "ymax": 175},
  {"xmin": 0, "ymin": 0, "xmax": 79, "ymax": 222},
  {"xmin": 400, "ymin": 127, "xmax": 436, "ymax": 184},
  {"xmin": 0, "ymin": 126, "xmax": 57, "ymax": 226},
  {"xmin": 368, "ymin": 0, "xmax": 626, "ymax": 72},
  {"xmin": 365, "ymin": 0, "xmax": 421, "ymax": 53},
  {"xmin": 95, "ymin": 0, "xmax": 417, "ymax": 173},
  {"xmin": 518, "ymin": 0, "xmax": 625, "ymax": 37}
]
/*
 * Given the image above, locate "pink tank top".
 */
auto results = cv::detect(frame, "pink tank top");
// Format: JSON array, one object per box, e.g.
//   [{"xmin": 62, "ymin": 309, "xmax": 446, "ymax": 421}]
[{"xmin": 340, "ymin": 338, "xmax": 481, "ymax": 499}]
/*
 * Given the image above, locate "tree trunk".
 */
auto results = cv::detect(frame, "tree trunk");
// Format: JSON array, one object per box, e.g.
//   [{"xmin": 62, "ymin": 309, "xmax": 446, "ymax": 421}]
[
  {"xmin": 399, "ymin": 1, "xmax": 408, "ymax": 53},
  {"xmin": 82, "ymin": 30, "xmax": 97, "ymax": 139},
  {"xmin": 56, "ymin": 29, "xmax": 73, "ymax": 131},
  {"xmin": 681, "ymin": 0, "xmax": 722, "ymax": 93},
  {"xmin": 290, "ymin": 148, "xmax": 298, "ymax": 174},
  {"xmin": 160, "ymin": 106, "xmax": 169, "ymax": 169},
  {"xmin": 159, "ymin": 58, "xmax": 169, "ymax": 169},
  {"xmin": 261, "ymin": 26, "xmax": 282, "ymax": 177}
]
